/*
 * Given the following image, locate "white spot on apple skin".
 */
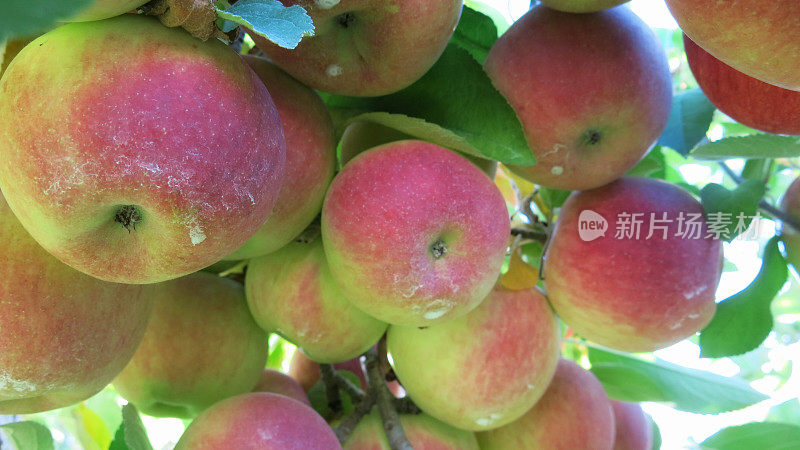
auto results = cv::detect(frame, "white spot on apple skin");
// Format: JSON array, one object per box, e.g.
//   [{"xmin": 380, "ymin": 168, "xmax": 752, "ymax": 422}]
[
  {"xmin": 0, "ymin": 370, "xmax": 43, "ymax": 394},
  {"xmin": 326, "ymin": 64, "xmax": 343, "ymax": 77},
  {"xmin": 315, "ymin": 0, "xmax": 340, "ymax": 8},
  {"xmin": 551, "ymin": 166, "xmax": 564, "ymax": 176},
  {"xmin": 189, "ymin": 224, "xmax": 206, "ymax": 245},
  {"xmin": 475, "ymin": 413, "xmax": 503, "ymax": 427},
  {"xmin": 683, "ymin": 285, "xmax": 708, "ymax": 300}
]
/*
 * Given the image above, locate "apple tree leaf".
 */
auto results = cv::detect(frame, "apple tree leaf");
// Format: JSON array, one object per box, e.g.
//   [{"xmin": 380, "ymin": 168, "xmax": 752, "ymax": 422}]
[
  {"xmin": 109, "ymin": 404, "xmax": 153, "ymax": 450},
  {"xmin": 699, "ymin": 236, "xmax": 788, "ymax": 358},
  {"xmin": 691, "ymin": 135, "xmax": 800, "ymax": 160},
  {"xmin": 657, "ymin": 88, "xmax": 715, "ymax": 155},
  {"xmin": 450, "ymin": 6, "xmax": 498, "ymax": 64},
  {"xmin": 0, "ymin": 0, "xmax": 93, "ymax": 40},
  {"xmin": 626, "ymin": 146, "xmax": 666, "ymax": 178},
  {"xmin": 587, "ymin": 346, "xmax": 767, "ymax": 414},
  {"xmin": 217, "ymin": 0, "xmax": 314, "ymax": 49},
  {"xmin": 0, "ymin": 421, "xmax": 54, "ymax": 450},
  {"xmin": 700, "ymin": 422, "xmax": 800, "ymax": 450},
  {"xmin": 700, "ymin": 180, "xmax": 766, "ymax": 242}
]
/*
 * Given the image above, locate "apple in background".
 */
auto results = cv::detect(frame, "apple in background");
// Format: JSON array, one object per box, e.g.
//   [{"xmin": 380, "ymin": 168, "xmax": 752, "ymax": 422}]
[
  {"xmin": 0, "ymin": 193, "xmax": 151, "ymax": 414},
  {"xmin": 781, "ymin": 177, "xmax": 800, "ymax": 272},
  {"xmin": 226, "ymin": 56, "xmax": 336, "ymax": 260},
  {"xmin": 387, "ymin": 286, "xmax": 560, "ymax": 431},
  {"xmin": 538, "ymin": 0, "xmax": 630, "ymax": 13},
  {"xmin": 544, "ymin": 177, "xmax": 722, "ymax": 352},
  {"xmin": 289, "ymin": 351, "xmax": 368, "ymax": 393},
  {"xmin": 683, "ymin": 35, "xmax": 800, "ymax": 136},
  {"xmin": 175, "ymin": 393, "xmax": 342, "ymax": 449},
  {"xmin": 113, "ymin": 272, "xmax": 268, "ymax": 418},
  {"xmin": 344, "ymin": 411, "xmax": 479, "ymax": 450},
  {"xmin": 251, "ymin": 0, "xmax": 463, "ymax": 96},
  {"xmin": 484, "ymin": 5, "xmax": 671, "ymax": 190},
  {"xmin": 611, "ymin": 401, "xmax": 653, "ymax": 450},
  {"xmin": 665, "ymin": 0, "xmax": 800, "ymax": 91},
  {"xmin": 253, "ymin": 369, "xmax": 311, "ymax": 406},
  {"xmin": 0, "ymin": 15, "xmax": 285, "ymax": 284},
  {"xmin": 246, "ymin": 239, "xmax": 388, "ymax": 363},
  {"xmin": 1, "ymin": 38, "xmax": 35, "ymax": 77},
  {"xmin": 477, "ymin": 359, "xmax": 616, "ymax": 450},
  {"xmin": 67, "ymin": 0, "xmax": 149, "ymax": 21},
  {"xmin": 322, "ymin": 140, "xmax": 509, "ymax": 326}
]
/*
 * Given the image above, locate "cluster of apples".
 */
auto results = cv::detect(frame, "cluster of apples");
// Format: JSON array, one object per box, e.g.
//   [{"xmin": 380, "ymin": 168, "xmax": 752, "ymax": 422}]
[{"xmin": 0, "ymin": 0, "xmax": 797, "ymax": 448}]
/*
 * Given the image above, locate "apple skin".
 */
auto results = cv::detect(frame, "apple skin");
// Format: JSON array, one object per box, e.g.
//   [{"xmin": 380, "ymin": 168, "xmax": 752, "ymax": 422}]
[
  {"xmin": 781, "ymin": 177, "xmax": 800, "ymax": 271},
  {"xmin": 246, "ymin": 239, "xmax": 388, "ymax": 363},
  {"xmin": 322, "ymin": 140, "xmax": 510, "ymax": 326},
  {"xmin": 113, "ymin": 272, "xmax": 268, "ymax": 419},
  {"xmin": 226, "ymin": 56, "xmax": 336, "ymax": 260},
  {"xmin": 252, "ymin": 369, "xmax": 311, "ymax": 406},
  {"xmin": 387, "ymin": 285, "xmax": 560, "ymax": 431},
  {"xmin": 683, "ymin": 35, "xmax": 800, "ymax": 136},
  {"xmin": 611, "ymin": 401, "xmax": 653, "ymax": 450},
  {"xmin": 175, "ymin": 392, "xmax": 342, "ymax": 450},
  {"xmin": 477, "ymin": 359, "xmax": 616, "ymax": 450},
  {"xmin": 1, "ymin": 39, "xmax": 34, "ymax": 77},
  {"xmin": 344, "ymin": 411, "xmax": 479, "ymax": 450},
  {"xmin": 289, "ymin": 351, "xmax": 368, "ymax": 392},
  {"xmin": 544, "ymin": 177, "xmax": 722, "ymax": 352},
  {"xmin": 665, "ymin": 0, "xmax": 800, "ymax": 91},
  {"xmin": 0, "ymin": 194, "xmax": 152, "ymax": 414},
  {"xmin": 538, "ymin": 0, "xmax": 630, "ymax": 13},
  {"xmin": 68, "ymin": 0, "xmax": 149, "ymax": 21},
  {"xmin": 484, "ymin": 5, "xmax": 671, "ymax": 190},
  {"xmin": 0, "ymin": 15, "xmax": 286, "ymax": 284},
  {"xmin": 251, "ymin": 0, "xmax": 463, "ymax": 96}
]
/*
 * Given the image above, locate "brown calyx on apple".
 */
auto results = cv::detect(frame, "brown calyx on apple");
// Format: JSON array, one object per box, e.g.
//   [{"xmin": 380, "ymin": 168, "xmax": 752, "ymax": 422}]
[
  {"xmin": 337, "ymin": 12, "xmax": 356, "ymax": 28},
  {"xmin": 114, "ymin": 205, "xmax": 143, "ymax": 232},
  {"xmin": 430, "ymin": 239, "xmax": 448, "ymax": 259}
]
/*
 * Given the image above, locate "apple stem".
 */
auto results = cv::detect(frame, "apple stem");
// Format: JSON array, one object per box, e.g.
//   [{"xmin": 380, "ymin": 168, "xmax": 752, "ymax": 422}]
[
  {"xmin": 319, "ymin": 363, "xmax": 344, "ymax": 418},
  {"xmin": 366, "ymin": 347, "xmax": 413, "ymax": 450},
  {"xmin": 333, "ymin": 390, "xmax": 377, "ymax": 443},
  {"xmin": 718, "ymin": 162, "xmax": 800, "ymax": 233},
  {"xmin": 511, "ymin": 227, "xmax": 548, "ymax": 243}
]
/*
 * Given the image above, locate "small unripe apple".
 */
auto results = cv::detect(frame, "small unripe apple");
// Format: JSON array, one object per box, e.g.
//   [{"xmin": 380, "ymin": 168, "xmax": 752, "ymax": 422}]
[
  {"xmin": 68, "ymin": 0, "xmax": 149, "ymax": 21},
  {"xmin": 611, "ymin": 401, "xmax": 653, "ymax": 450},
  {"xmin": 344, "ymin": 411, "xmax": 479, "ymax": 449},
  {"xmin": 288, "ymin": 351, "xmax": 367, "ymax": 393},
  {"xmin": 781, "ymin": 177, "xmax": 800, "ymax": 271},
  {"xmin": 252, "ymin": 369, "xmax": 311, "ymax": 406}
]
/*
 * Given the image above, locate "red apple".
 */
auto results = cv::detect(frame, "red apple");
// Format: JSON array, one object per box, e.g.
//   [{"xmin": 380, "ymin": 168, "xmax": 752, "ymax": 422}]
[
  {"xmin": 344, "ymin": 411, "xmax": 479, "ymax": 449},
  {"xmin": 544, "ymin": 177, "xmax": 722, "ymax": 352},
  {"xmin": 484, "ymin": 5, "xmax": 671, "ymax": 190},
  {"xmin": 0, "ymin": 15, "xmax": 286, "ymax": 284},
  {"xmin": 252, "ymin": 369, "xmax": 311, "ymax": 406},
  {"xmin": 665, "ymin": 0, "xmax": 800, "ymax": 91},
  {"xmin": 683, "ymin": 35, "xmax": 800, "ymax": 135},
  {"xmin": 175, "ymin": 392, "xmax": 341, "ymax": 449},
  {"xmin": 68, "ymin": 0, "xmax": 149, "ymax": 21},
  {"xmin": 611, "ymin": 401, "xmax": 653, "ymax": 450},
  {"xmin": 477, "ymin": 359, "xmax": 616, "ymax": 450},
  {"xmin": 388, "ymin": 285, "xmax": 560, "ymax": 431},
  {"xmin": 251, "ymin": 0, "xmax": 463, "ymax": 96},
  {"xmin": 781, "ymin": 177, "xmax": 800, "ymax": 271},
  {"xmin": 0, "ymin": 193, "xmax": 151, "ymax": 414},
  {"xmin": 539, "ymin": 0, "xmax": 630, "ymax": 13},
  {"xmin": 227, "ymin": 56, "xmax": 336, "ymax": 260},
  {"xmin": 322, "ymin": 140, "xmax": 510, "ymax": 326}
]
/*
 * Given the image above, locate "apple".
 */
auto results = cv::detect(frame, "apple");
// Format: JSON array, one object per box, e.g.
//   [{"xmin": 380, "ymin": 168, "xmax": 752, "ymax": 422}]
[
  {"xmin": 484, "ymin": 5, "xmax": 671, "ymax": 190},
  {"xmin": 113, "ymin": 272, "xmax": 268, "ymax": 418},
  {"xmin": 1, "ymin": 38, "xmax": 34, "ymax": 77},
  {"xmin": 0, "ymin": 193, "xmax": 151, "ymax": 414},
  {"xmin": 226, "ymin": 56, "xmax": 336, "ymax": 260},
  {"xmin": 289, "ymin": 351, "xmax": 368, "ymax": 393},
  {"xmin": 387, "ymin": 285, "xmax": 560, "ymax": 431},
  {"xmin": 665, "ymin": 0, "xmax": 800, "ymax": 91},
  {"xmin": 544, "ymin": 177, "xmax": 722, "ymax": 352},
  {"xmin": 68, "ymin": 0, "xmax": 149, "ymax": 21},
  {"xmin": 781, "ymin": 177, "xmax": 800, "ymax": 271},
  {"xmin": 344, "ymin": 411, "xmax": 479, "ymax": 449},
  {"xmin": 246, "ymin": 239, "xmax": 388, "ymax": 363},
  {"xmin": 251, "ymin": 0, "xmax": 463, "ymax": 96},
  {"xmin": 322, "ymin": 140, "xmax": 509, "ymax": 326},
  {"xmin": 0, "ymin": 15, "xmax": 286, "ymax": 284},
  {"xmin": 538, "ymin": 0, "xmax": 630, "ymax": 13},
  {"xmin": 611, "ymin": 401, "xmax": 653, "ymax": 450},
  {"xmin": 477, "ymin": 359, "xmax": 616, "ymax": 450},
  {"xmin": 683, "ymin": 35, "xmax": 800, "ymax": 136},
  {"xmin": 253, "ymin": 369, "xmax": 311, "ymax": 406},
  {"xmin": 175, "ymin": 392, "xmax": 342, "ymax": 449}
]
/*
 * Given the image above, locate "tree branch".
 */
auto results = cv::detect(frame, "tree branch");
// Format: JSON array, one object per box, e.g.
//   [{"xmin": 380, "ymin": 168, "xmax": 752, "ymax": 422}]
[
  {"xmin": 511, "ymin": 227, "xmax": 548, "ymax": 243},
  {"xmin": 365, "ymin": 348, "xmax": 412, "ymax": 450},
  {"xmin": 319, "ymin": 363, "xmax": 343, "ymax": 418},
  {"xmin": 334, "ymin": 389, "xmax": 377, "ymax": 444}
]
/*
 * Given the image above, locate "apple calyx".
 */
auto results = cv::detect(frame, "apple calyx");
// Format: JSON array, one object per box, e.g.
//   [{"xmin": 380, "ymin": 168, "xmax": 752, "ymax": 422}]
[
  {"xmin": 430, "ymin": 239, "xmax": 448, "ymax": 259},
  {"xmin": 114, "ymin": 205, "xmax": 142, "ymax": 232},
  {"xmin": 336, "ymin": 12, "xmax": 356, "ymax": 28},
  {"xmin": 582, "ymin": 129, "xmax": 603, "ymax": 146}
]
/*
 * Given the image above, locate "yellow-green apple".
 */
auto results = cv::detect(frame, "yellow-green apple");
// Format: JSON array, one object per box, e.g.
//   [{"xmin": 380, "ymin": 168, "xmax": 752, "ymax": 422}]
[
  {"xmin": 611, "ymin": 401, "xmax": 653, "ymax": 450},
  {"xmin": 781, "ymin": 177, "xmax": 800, "ymax": 271},
  {"xmin": 484, "ymin": 5, "xmax": 671, "ymax": 190},
  {"xmin": 539, "ymin": 0, "xmax": 630, "ymax": 13},
  {"xmin": 0, "ymin": 193, "xmax": 151, "ymax": 414},
  {"xmin": 289, "ymin": 351, "xmax": 368, "ymax": 393},
  {"xmin": 1, "ymin": 38, "xmax": 34, "ymax": 76},
  {"xmin": 683, "ymin": 35, "xmax": 800, "ymax": 136},
  {"xmin": 68, "ymin": 0, "xmax": 149, "ymax": 21},
  {"xmin": 387, "ymin": 285, "xmax": 560, "ymax": 431},
  {"xmin": 477, "ymin": 359, "xmax": 616, "ymax": 450},
  {"xmin": 226, "ymin": 56, "xmax": 336, "ymax": 260},
  {"xmin": 544, "ymin": 177, "xmax": 722, "ymax": 352},
  {"xmin": 175, "ymin": 392, "xmax": 341, "ymax": 449},
  {"xmin": 665, "ymin": 0, "xmax": 800, "ymax": 91},
  {"xmin": 344, "ymin": 411, "xmax": 479, "ymax": 449},
  {"xmin": 322, "ymin": 140, "xmax": 509, "ymax": 326},
  {"xmin": 0, "ymin": 15, "xmax": 286, "ymax": 284},
  {"xmin": 253, "ymin": 369, "xmax": 311, "ymax": 406},
  {"xmin": 113, "ymin": 272, "xmax": 268, "ymax": 418},
  {"xmin": 246, "ymin": 239, "xmax": 387, "ymax": 363},
  {"xmin": 251, "ymin": 0, "xmax": 463, "ymax": 96}
]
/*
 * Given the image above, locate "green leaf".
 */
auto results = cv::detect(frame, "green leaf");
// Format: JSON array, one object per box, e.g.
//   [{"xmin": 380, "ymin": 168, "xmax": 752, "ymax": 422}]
[
  {"xmin": 691, "ymin": 135, "xmax": 800, "ymax": 160},
  {"xmin": 0, "ymin": 0, "xmax": 93, "ymax": 40},
  {"xmin": 0, "ymin": 421, "xmax": 54, "ymax": 450},
  {"xmin": 323, "ymin": 44, "xmax": 532, "ymax": 166},
  {"xmin": 109, "ymin": 404, "xmax": 153, "ymax": 450},
  {"xmin": 700, "ymin": 180, "xmax": 766, "ymax": 242},
  {"xmin": 626, "ymin": 147, "xmax": 666, "ymax": 178},
  {"xmin": 450, "ymin": 6, "xmax": 497, "ymax": 64},
  {"xmin": 587, "ymin": 346, "xmax": 767, "ymax": 414},
  {"xmin": 700, "ymin": 422, "xmax": 800, "ymax": 450},
  {"xmin": 539, "ymin": 187, "xmax": 571, "ymax": 210},
  {"xmin": 699, "ymin": 236, "xmax": 788, "ymax": 358},
  {"xmin": 648, "ymin": 414, "xmax": 662, "ymax": 450},
  {"xmin": 307, "ymin": 370, "xmax": 360, "ymax": 420},
  {"xmin": 218, "ymin": 0, "xmax": 314, "ymax": 49},
  {"xmin": 657, "ymin": 88, "xmax": 715, "ymax": 155}
]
